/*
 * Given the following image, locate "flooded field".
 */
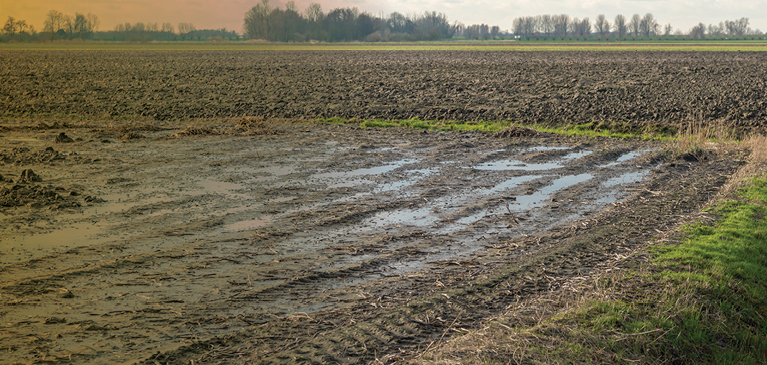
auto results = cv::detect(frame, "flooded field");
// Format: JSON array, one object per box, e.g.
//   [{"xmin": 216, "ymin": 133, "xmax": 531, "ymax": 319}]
[{"xmin": 0, "ymin": 120, "xmax": 742, "ymax": 364}]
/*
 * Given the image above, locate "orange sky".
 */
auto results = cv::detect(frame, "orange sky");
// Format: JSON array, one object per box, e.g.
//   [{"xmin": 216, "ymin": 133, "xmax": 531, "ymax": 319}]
[
  {"xmin": 1, "ymin": 0, "xmax": 269, "ymax": 33},
  {"xmin": 2, "ymin": 0, "xmax": 765, "ymax": 35}
]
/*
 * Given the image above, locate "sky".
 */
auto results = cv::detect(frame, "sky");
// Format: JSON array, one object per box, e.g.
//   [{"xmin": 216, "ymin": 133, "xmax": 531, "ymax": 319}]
[{"xmin": 2, "ymin": 0, "xmax": 765, "ymax": 35}]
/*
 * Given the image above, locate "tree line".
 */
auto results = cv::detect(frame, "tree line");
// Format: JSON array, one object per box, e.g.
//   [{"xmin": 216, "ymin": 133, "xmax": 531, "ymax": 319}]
[
  {"xmin": 243, "ymin": 0, "xmax": 459, "ymax": 42},
  {"xmin": 1, "ymin": 5, "xmax": 764, "ymax": 43},
  {"xmin": 0, "ymin": 10, "xmax": 234, "ymax": 42},
  {"xmin": 512, "ymin": 13, "xmax": 761, "ymax": 40}
]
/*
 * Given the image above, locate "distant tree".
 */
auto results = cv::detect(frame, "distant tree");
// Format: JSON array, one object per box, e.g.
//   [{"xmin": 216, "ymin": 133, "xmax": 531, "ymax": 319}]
[
  {"xmin": 43, "ymin": 10, "xmax": 66, "ymax": 33},
  {"xmin": 87, "ymin": 13, "xmax": 99, "ymax": 32},
  {"xmin": 490, "ymin": 25, "xmax": 500, "ymax": 39},
  {"xmin": 553, "ymin": 14, "xmax": 569, "ymax": 38},
  {"xmin": 3, "ymin": 16, "xmax": 29, "ymax": 36},
  {"xmin": 708, "ymin": 23, "xmax": 724, "ymax": 39},
  {"xmin": 594, "ymin": 14, "xmax": 610, "ymax": 38},
  {"xmin": 628, "ymin": 13, "xmax": 641, "ymax": 38},
  {"xmin": 639, "ymin": 13, "xmax": 658, "ymax": 37},
  {"xmin": 724, "ymin": 17, "xmax": 749, "ymax": 36},
  {"xmin": 664, "ymin": 23, "xmax": 673, "ymax": 39},
  {"xmin": 161, "ymin": 23, "xmax": 174, "ymax": 33},
  {"xmin": 305, "ymin": 2, "xmax": 325, "ymax": 40},
  {"xmin": 243, "ymin": 0, "xmax": 271, "ymax": 39},
  {"xmin": 63, "ymin": 14, "xmax": 74, "ymax": 35},
  {"xmin": 576, "ymin": 17, "xmax": 591, "ymax": 38},
  {"xmin": 613, "ymin": 14, "xmax": 627, "ymax": 39},
  {"xmin": 690, "ymin": 23, "xmax": 706, "ymax": 39},
  {"xmin": 73, "ymin": 13, "xmax": 91, "ymax": 38},
  {"xmin": 512, "ymin": 16, "xmax": 539, "ymax": 39},
  {"xmin": 178, "ymin": 22, "xmax": 196, "ymax": 34},
  {"xmin": 540, "ymin": 15, "xmax": 554, "ymax": 38}
]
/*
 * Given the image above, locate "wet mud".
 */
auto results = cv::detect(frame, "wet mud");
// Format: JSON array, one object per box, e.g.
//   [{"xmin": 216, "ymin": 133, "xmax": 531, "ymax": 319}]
[{"xmin": 0, "ymin": 120, "xmax": 744, "ymax": 364}]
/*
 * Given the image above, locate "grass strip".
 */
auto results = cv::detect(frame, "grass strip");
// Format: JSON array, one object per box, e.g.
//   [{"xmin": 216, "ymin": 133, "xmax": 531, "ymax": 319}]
[
  {"xmin": 316, "ymin": 116, "xmax": 675, "ymax": 140},
  {"xmin": 2, "ymin": 42, "xmax": 767, "ymax": 52},
  {"xmin": 461, "ymin": 176, "xmax": 767, "ymax": 364}
]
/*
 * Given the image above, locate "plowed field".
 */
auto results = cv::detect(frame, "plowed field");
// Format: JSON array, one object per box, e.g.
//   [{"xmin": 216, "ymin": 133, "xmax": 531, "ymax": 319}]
[
  {"xmin": 0, "ymin": 50, "xmax": 759, "ymax": 364},
  {"xmin": 2, "ymin": 51, "xmax": 766, "ymax": 133}
]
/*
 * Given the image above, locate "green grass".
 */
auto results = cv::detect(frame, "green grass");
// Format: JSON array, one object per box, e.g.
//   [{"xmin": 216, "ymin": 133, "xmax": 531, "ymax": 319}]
[
  {"xmin": 316, "ymin": 117, "xmax": 674, "ymax": 140},
  {"xmin": 551, "ymin": 176, "xmax": 767, "ymax": 364},
  {"xmin": 2, "ymin": 41, "xmax": 767, "ymax": 51}
]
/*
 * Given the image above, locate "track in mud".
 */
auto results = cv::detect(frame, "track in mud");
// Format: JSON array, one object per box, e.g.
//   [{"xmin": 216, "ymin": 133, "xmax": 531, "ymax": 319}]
[{"xmin": 0, "ymin": 122, "xmax": 677, "ymax": 364}]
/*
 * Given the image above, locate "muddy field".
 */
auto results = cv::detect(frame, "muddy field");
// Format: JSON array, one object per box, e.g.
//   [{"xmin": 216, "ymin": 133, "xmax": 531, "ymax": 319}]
[
  {"xmin": 0, "ymin": 50, "xmax": 758, "ymax": 364},
  {"xmin": 0, "ymin": 118, "xmax": 744, "ymax": 364},
  {"xmin": 1, "ymin": 51, "xmax": 766, "ymax": 133}
]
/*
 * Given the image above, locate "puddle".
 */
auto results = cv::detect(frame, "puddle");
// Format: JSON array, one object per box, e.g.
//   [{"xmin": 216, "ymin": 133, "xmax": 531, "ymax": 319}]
[
  {"xmin": 527, "ymin": 146, "xmax": 569, "ymax": 152},
  {"xmin": 475, "ymin": 150, "xmax": 592, "ymax": 171},
  {"xmin": 481, "ymin": 175, "xmax": 543, "ymax": 194},
  {"xmin": 513, "ymin": 173, "xmax": 594, "ymax": 209},
  {"xmin": 603, "ymin": 171, "xmax": 648, "ymax": 187},
  {"xmin": 313, "ymin": 159, "xmax": 419, "ymax": 179},
  {"xmin": 367, "ymin": 206, "xmax": 439, "ymax": 228},
  {"xmin": 0, "ymin": 223, "xmax": 109, "ymax": 264},
  {"xmin": 600, "ymin": 149, "xmax": 653, "ymax": 168}
]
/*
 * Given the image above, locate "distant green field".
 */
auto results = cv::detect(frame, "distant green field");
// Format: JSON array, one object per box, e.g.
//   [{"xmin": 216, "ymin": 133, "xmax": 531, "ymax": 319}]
[{"xmin": 2, "ymin": 41, "xmax": 767, "ymax": 51}]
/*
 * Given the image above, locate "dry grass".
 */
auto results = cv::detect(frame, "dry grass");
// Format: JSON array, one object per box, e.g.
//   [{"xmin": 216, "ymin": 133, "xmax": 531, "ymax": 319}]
[{"xmin": 744, "ymin": 133, "xmax": 767, "ymax": 165}]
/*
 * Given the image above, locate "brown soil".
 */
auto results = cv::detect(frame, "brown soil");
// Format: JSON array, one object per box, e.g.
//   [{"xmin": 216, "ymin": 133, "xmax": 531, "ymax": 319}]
[
  {"xmin": 0, "ymin": 50, "xmax": 757, "ymax": 364},
  {"xmin": 0, "ymin": 118, "xmax": 744, "ymax": 364},
  {"xmin": 2, "ymin": 51, "xmax": 767, "ymax": 134}
]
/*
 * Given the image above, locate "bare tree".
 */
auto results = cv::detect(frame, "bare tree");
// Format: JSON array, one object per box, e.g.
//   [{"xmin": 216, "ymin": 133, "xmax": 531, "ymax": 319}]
[
  {"xmin": 540, "ymin": 14, "xmax": 554, "ymax": 38},
  {"xmin": 594, "ymin": 14, "xmax": 606, "ymax": 35},
  {"xmin": 161, "ymin": 23, "xmax": 174, "ymax": 33},
  {"xmin": 569, "ymin": 17, "xmax": 590, "ymax": 38},
  {"xmin": 553, "ymin": 14, "xmax": 569, "ymax": 38},
  {"xmin": 628, "ymin": 13, "xmax": 641, "ymax": 38},
  {"xmin": 306, "ymin": 3, "xmax": 323, "ymax": 23},
  {"xmin": 3, "ymin": 16, "xmax": 29, "ymax": 36},
  {"xmin": 178, "ymin": 22, "xmax": 196, "ymax": 34},
  {"xmin": 664, "ymin": 23, "xmax": 673, "ymax": 39},
  {"xmin": 708, "ymin": 23, "xmax": 724, "ymax": 38},
  {"xmin": 690, "ymin": 23, "xmax": 706, "ymax": 39},
  {"xmin": 613, "ymin": 14, "xmax": 627, "ymax": 39},
  {"xmin": 63, "ymin": 14, "xmax": 74, "ymax": 35},
  {"xmin": 639, "ymin": 13, "xmax": 658, "ymax": 37},
  {"xmin": 724, "ymin": 18, "xmax": 749, "ymax": 36},
  {"xmin": 87, "ymin": 13, "xmax": 99, "ymax": 32},
  {"xmin": 43, "ymin": 10, "xmax": 66, "ymax": 33},
  {"xmin": 243, "ymin": 0, "xmax": 271, "ymax": 39},
  {"xmin": 73, "ymin": 13, "xmax": 89, "ymax": 38}
]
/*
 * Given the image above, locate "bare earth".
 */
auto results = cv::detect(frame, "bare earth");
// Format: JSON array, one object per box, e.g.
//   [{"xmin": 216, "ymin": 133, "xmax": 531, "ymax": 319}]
[{"xmin": 0, "ymin": 119, "xmax": 742, "ymax": 364}]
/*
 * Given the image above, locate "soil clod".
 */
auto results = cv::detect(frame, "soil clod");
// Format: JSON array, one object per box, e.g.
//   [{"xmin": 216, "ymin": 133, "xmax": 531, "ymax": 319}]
[
  {"xmin": 55, "ymin": 132, "xmax": 74, "ymax": 143},
  {"xmin": 18, "ymin": 169, "xmax": 41, "ymax": 183}
]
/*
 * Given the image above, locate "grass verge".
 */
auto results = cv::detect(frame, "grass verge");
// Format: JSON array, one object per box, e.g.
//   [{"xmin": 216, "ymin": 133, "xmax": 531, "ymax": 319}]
[
  {"xmin": 417, "ymin": 170, "xmax": 767, "ymax": 364},
  {"xmin": 2, "ymin": 41, "xmax": 767, "ymax": 52},
  {"xmin": 316, "ymin": 117, "xmax": 676, "ymax": 140}
]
